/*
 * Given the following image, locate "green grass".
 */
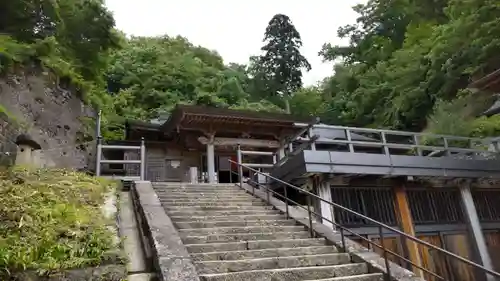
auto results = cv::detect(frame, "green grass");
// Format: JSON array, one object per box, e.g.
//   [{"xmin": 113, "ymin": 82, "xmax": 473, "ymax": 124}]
[{"xmin": 0, "ymin": 167, "xmax": 120, "ymax": 277}]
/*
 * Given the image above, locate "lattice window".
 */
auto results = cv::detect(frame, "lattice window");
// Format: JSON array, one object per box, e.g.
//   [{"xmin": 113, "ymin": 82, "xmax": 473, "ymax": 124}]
[
  {"xmin": 407, "ymin": 189, "xmax": 464, "ymax": 224},
  {"xmin": 331, "ymin": 187, "xmax": 398, "ymax": 227},
  {"xmin": 472, "ymin": 190, "xmax": 500, "ymax": 222}
]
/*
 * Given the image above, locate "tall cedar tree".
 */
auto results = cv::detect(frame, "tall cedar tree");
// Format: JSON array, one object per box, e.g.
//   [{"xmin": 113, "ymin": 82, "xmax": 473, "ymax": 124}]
[{"xmin": 256, "ymin": 14, "xmax": 311, "ymax": 113}]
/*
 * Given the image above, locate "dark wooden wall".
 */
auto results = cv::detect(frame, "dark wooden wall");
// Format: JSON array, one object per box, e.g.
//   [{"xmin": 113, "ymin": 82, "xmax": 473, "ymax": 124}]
[{"xmin": 329, "ymin": 183, "xmax": 500, "ymax": 281}]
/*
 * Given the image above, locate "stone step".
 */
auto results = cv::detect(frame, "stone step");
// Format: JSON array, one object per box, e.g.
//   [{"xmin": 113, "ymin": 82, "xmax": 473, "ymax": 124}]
[
  {"xmin": 165, "ymin": 205, "xmax": 275, "ymax": 212},
  {"xmin": 157, "ymin": 195, "xmax": 253, "ymax": 200},
  {"xmin": 159, "ymin": 200, "xmax": 267, "ymax": 206},
  {"xmin": 158, "ymin": 192, "xmax": 248, "ymax": 197},
  {"xmin": 155, "ymin": 188, "xmax": 244, "ymax": 193},
  {"xmin": 153, "ymin": 184, "xmax": 238, "ymax": 187},
  {"xmin": 170, "ymin": 214, "xmax": 286, "ymax": 222},
  {"xmin": 185, "ymin": 238, "xmax": 327, "ymax": 253},
  {"xmin": 155, "ymin": 191, "xmax": 250, "ymax": 196},
  {"xmin": 166, "ymin": 209, "xmax": 280, "ymax": 217},
  {"xmin": 195, "ymin": 253, "xmax": 351, "ymax": 274},
  {"xmin": 190, "ymin": 246, "xmax": 339, "ymax": 261},
  {"xmin": 153, "ymin": 183, "xmax": 237, "ymax": 188},
  {"xmin": 175, "ymin": 219, "xmax": 296, "ymax": 229},
  {"xmin": 182, "ymin": 231, "xmax": 311, "ymax": 244},
  {"xmin": 309, "ymin": 273, "xmax": 384, "ymax": 281},
  {"xmin": 179, "ymin": 225, "xmax": 305, "ymax": 236},
  {"xmin": 156, "ymin": 189, "xmax": 244, "ymax": 195},
  {"xmin": 199, "ymin": 263, "xmax": 368, "ymax": 281}
]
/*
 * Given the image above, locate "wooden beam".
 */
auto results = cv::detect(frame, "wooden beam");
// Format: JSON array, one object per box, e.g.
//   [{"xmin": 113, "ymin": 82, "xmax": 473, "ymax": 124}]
[
  {"xmin": 394, "ymin": 185, "xmax": 424, "ymax": 277},
  {"xmin": 198, "ymin": 137, "xmax": 280, "ymax": 148}
]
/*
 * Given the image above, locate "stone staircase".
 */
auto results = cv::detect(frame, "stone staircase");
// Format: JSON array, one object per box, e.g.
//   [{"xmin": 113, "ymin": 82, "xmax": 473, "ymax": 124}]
[{"xmin": 153, "ymin": 183, "xmax": 384, "ymax": 281}]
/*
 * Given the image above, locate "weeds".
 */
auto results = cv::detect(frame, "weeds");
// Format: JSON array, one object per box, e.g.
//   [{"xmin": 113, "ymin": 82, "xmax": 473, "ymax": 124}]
[{"xmin": 0, "ymin": 167, "xmax": 119, "ymax": 277}]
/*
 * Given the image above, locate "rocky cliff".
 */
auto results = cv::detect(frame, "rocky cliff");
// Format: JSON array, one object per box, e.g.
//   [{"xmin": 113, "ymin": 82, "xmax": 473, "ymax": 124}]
[{"xmin": 0, "ymin": 67, "xmax": 96, "ymax": 170}]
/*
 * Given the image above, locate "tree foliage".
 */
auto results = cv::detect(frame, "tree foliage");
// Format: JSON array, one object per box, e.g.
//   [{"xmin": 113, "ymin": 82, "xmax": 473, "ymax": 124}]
[
  {"xmin": 105, "ymin": 36, "xmax": 280, "ymax": 122},
  {"xmin": 308, "ymin": 0, "xmax": 500, "ymax": 137},
  {"xmin": 3, "ymin": 0, "xmax": 500, "ymax": 140},
  {"xmin": 249, "ymin": 14, "xmax": 311, "ymax": 113}
]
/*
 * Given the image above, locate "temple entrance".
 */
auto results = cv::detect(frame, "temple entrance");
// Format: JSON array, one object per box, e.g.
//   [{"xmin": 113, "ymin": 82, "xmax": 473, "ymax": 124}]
[{"xmin": 200, "ymin": 154, "xmax": 246, "ymax": 183}]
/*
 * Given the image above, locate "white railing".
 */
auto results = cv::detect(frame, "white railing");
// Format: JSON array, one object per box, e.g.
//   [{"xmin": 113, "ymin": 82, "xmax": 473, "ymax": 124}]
[
  {"xmin": 96, "ymin": 137, "xmax": 146, "ymax": 180},
  {"xmin": 286, "ymin": 122, "xmax": 498, "ymax": 159}
]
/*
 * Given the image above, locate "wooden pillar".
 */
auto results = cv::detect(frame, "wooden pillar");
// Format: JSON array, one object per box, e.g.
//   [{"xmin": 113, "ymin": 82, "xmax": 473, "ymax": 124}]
[
  {"xmin": 318, "ymin": 180, "xmax": 334, "ymax": 229},
  {"xmin": 459, "ymin": 184, "xmax": 494, "ymax": 281},
  {"xmin": 207, "ymin": 134, "xmax": 216, "ymax": 184},
  {"xmin": 394, "ymin": 185, "xmax": 424, "ymax": 276}
]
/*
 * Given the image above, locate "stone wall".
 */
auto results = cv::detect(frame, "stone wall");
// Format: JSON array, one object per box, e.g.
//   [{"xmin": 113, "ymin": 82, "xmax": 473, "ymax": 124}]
[
  {"xmin": 0, "ymin": 111, "xmax": 20, "ymax": 166},
  {"xmin": 0, "ymin": 68, "xmax": 96, "ymax": 170}
]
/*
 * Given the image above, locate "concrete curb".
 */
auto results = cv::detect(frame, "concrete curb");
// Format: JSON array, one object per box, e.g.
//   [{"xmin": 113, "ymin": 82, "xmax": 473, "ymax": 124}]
[
  {"xmin": 133, "ymin": 181, "xmax": 200, "ymax": 281},
  {"xmin": 239, "ymin": 183, "xmax": 426, "ymax": 281}
]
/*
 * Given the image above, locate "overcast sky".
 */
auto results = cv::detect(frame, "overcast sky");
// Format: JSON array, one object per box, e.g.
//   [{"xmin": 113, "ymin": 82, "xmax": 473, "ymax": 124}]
[{"xmin": 104, "ymin": 0, "xmax": 365, "ymax": 86}]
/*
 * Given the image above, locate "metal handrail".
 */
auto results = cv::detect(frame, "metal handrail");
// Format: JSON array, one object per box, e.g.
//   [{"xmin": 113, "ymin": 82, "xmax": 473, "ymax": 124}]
[{"xmin": 229, "ymin": 159, "xmax": 500, "ymax": 281}]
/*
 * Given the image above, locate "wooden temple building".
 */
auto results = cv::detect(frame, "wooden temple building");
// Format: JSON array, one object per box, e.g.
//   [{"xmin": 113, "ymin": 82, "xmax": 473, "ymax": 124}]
[{"xmin": 100, "ymin": 104, "xmax": 500, "ymax": 281}]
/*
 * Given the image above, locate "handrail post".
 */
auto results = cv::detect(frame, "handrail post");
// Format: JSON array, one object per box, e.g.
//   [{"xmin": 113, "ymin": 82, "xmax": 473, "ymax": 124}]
[
  {"xmin": 414, "ymin": 135, "xmax": 423, "ymax": 156},
  {"xmin": 346, "ymin": 129, "xmax": 354, "ymax": 152},
  {"xmin": 140, "ymin": 137, "xmax": 146, "ymax": 181},
  {"xmin": 379, "ymin": 226, "xmax": 392, "ymax": 281},
  {"xmin": 284, "ymin": 186, "xmax": 289, "ymax": 219},
  {"xmin": 381, "ymin": 132, "xmax": 390, "ymax": 155},
  {"xmin": 237, "ymin": 144, "xmax": 244, "ymax": 189},
  {"xmin": 443, "ymin": 137, "xmax": 451, "ymax": 156},
  {"xmin": 340, "ymin": 227, "xmax": 346, "ymax": 251},
  {"xmin": 309, "ymin": 127, "xmax": 316, "ymax": 151},
  {"xmin": 96, "ymin": 136, "xmax": 102, "ymax": 177},
  {"xmin": 306, "ymin": 194, "xmax": 314, "ymax": 238}
]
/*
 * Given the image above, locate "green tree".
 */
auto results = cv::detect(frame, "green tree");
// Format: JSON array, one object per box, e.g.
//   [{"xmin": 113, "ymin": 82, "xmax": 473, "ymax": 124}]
[
  {"xmin": 251, "ymin": 14, "xmax": 311, "ymax": 113},
  {"xmin": 317, "ymin": 0, "xmax": 500, "ymax": 136}
]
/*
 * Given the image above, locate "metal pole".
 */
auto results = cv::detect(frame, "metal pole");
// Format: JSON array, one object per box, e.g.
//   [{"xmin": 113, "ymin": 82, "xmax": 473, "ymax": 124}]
[
  {"xmin": 96, "ymin": 110, "xmax": 102, "ymax": 138},
  {"xmin": 96, "ymin": 136, "xmax": 102, "ymax": 177},
  {"xmin": 237, "ymin": 144, "xmax": 243, "ymax": 188},
  {"xmin": 284, "ymin": 186, "xmax": 289, "ymax": 219},
  {"xmin": 379, "ymin": 226, "xmax": 392, "ymax": 281},
  {"xmin": 140, "ymin": 137, "xmax": 146, "ymax": 181},
  {"xmin": 340, "ymin": 227, "xmax": 346, "ymax": 251}
]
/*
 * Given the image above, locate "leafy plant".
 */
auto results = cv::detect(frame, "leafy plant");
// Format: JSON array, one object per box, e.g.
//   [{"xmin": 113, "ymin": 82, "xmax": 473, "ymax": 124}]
[{"xmin": 0, "ymin": 167, "xmax": 119, "ymax": 277}]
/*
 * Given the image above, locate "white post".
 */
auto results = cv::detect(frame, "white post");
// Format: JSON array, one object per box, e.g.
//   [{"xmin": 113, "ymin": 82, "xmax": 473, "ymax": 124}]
[
  {"xmin": 318, "ymin": 181, "xmax": 334, "ymax": 230},
  {"xmin": 459, "ymin": 184, "xmax": 494, "ymax": 281},
  {"xmin": 140, "ymin": 137, "xmax": 146, "ymax": 181},
  {"xmin": 309, "ymin": 127, "xmax": 316, "ymax": 151},
  {"xmin": 96, "ymin": 136, "xmax": 102, "ymax": 177},
  {"xmin": 237, "ymin": 144, "xmax": 243, "ymax": 187},
  {"xmin": 189, "ymin": 167, "xmax": 198, "ymax": 184},
  {"xmin": 207, "ymin": 135, "xmax": 216, "ymax": 184}
]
